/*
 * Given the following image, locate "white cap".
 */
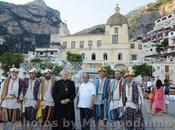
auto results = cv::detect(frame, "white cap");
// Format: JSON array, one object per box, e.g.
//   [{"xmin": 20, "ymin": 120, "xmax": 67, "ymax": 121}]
[
  {"xmin": 10, "ymin": 68, "xmax": 19, "ymax": 72},
  {"xmin": 44, "ymin": 69, "xmax": 52, "ymax": 74},
  {"xmin": 29, "ymin": 68, "xmax": 37, "ymax": 73}
]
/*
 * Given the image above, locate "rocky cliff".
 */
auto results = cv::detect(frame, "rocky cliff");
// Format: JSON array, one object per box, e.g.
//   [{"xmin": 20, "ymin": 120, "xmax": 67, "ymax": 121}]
[
  {"xmin": 0, "ymin": 0, "xmax": 69, "ymax": 52},
  {"xmin": 126, "ymin": 5, "xmax": 160, "ymax": 40}
]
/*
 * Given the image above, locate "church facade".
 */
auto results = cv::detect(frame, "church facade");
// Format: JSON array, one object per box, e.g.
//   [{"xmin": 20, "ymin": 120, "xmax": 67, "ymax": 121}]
[{"xmin": 60, "ymin": 5, "xmax": 130, "ymax": 73}]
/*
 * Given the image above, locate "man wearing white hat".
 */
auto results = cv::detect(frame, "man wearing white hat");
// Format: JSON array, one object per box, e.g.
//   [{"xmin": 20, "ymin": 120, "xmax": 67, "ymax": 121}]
[
  {"xmin": 38, "ymin": 69, "xmax": 55, "ymax": 130},
  {"xmin": 22, "ymin": 68, "xmax": 40, "ymax": 130},
  {"xmin": 0, "ymin": 67, "xmax": 23, "ymax": 130}
]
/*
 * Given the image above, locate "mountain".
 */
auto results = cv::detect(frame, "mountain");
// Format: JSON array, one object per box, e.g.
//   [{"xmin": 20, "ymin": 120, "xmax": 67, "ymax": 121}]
[
  {"xmin": 75, "ymin": 0, "xmax": 175, "ymax": 40},
  {"xmin": 0, "ymin": 0, "xmax": 69, "ymax": 52},
  {"xmin": 126, "ymin": 4, "xmax": 160, "ymax": 40},
  {"xmin": 75, "ymin": 24, "xmax": 105, "ymax": 35}
]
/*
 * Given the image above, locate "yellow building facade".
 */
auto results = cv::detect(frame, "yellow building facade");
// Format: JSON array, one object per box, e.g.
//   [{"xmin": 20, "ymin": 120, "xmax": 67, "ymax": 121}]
[{"xmin": 60, "ymin": 5, "xmax": 130, "ymax": 72}]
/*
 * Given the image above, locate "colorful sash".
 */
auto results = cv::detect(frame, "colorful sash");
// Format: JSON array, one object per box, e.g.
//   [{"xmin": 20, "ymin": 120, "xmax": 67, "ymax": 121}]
[
  {"xmin": 95, "ymin": 77, "xmax": 110, "ymax": 99},
  {"xmin": 94, "ymin": 77, "xmax": 110, "ymax": 119},
  {"xmin": 1, "ymin": 77, "xmax": 23, "ymax": 101},
  {"xmin": 111, "ymin": 79, "xmax": 122, "ymax": 98},
  {"xmin": 122, "ymin": 80, "xmax": 139, "ymax": 106}
]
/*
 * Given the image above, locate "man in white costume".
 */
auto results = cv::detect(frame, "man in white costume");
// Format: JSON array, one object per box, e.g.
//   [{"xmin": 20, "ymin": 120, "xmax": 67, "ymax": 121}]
[
  {"xmin": 0, "ymin": 67, "xmax": 23, "ymax": 130},
  {"xmin": 38, "ymin": 69, "xmax": 55, "ymax": 130},
  {"xmin": 109, "ymin": 70, "xmax": 124, "ymax": 129},
  {"xmin": 122, "ymin": 71, "xmax": 144, "ymax": 130},
  {"xmin": 23, "ymin": 68, "xmax": 40, "ymax": 130}
]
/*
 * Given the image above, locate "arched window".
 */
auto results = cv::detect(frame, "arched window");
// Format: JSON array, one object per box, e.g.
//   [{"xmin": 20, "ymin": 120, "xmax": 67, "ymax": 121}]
[
  {"xmin": 103, "ymin": 53, "xmax": 108, "ymax": 60},
  {"xmin": 92, "ymin": 53, "xmax": 96, "ymax": 60},
  {"xmin": 118, "ymin": 53, "xmax": 122, "ymax": 60}
]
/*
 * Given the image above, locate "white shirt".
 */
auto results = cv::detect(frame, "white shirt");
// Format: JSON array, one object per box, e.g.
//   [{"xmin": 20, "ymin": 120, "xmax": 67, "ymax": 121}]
[
  {"xmin": 146, "ymin": 81, "xmax": 153, "ymax": 88},
  {"xmin": 24, "ymin": 79, "xmax": 37, "ymax": 108},
  {"xmin": 0, "ymin": 78, "xmax": 21, "ymax": 109},
  {"xmin": 125, "ymin": 81, "xmax": 144, "ymax": 109},
  {"xmin": 77, "ymin": 82, "xmax": 96, "ymax": 108},
  {"xmin": 43, "ymin": 79, "xmax": 54, "ymax": 106}
]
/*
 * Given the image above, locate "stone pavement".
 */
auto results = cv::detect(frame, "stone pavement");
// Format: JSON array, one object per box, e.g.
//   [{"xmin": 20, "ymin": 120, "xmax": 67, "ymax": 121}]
[{"xmin": 144, "ymin": 100, "xmax": 175, "ymax": 130}]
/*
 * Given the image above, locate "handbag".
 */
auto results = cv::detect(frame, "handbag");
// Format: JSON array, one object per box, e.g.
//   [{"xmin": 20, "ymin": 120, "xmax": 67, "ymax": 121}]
[
  {"xmin": 36, "ymin": 83, "xmax": 46, "ymax": 120},
  {"xmin": 148, "ymin": 92, "xmax": 155, "ymax": 101}
]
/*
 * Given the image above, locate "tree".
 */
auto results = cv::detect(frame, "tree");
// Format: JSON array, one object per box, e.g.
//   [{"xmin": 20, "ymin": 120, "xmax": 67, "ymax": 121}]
[
  {"xmin": 40, "ymin": 62, "xmax": 63, "ymax": 76},
  {"xmin": 132, "ymin": 63, "xmax": 155, "ymax": 77},
  {"xmin": 31, "ymin": 58, "xmax": 43, "ymax": 63},
  {"xmin": 66, "ymin": 52, "xmax": 83, "ymax": 74},
  {"xmin": 0, "ymin": 44, "xmax": 10, "ymax": 56},
  {"xmin": 0, "ymin": 52, "xmax": 24, "ymax": 74},
  {"xmin": 66, "ymin": 51, "xmax": 83, "ymax": 63},
  {"xmin": 103, "ymin": 65, "xmax": 115, "ymax": 77}
]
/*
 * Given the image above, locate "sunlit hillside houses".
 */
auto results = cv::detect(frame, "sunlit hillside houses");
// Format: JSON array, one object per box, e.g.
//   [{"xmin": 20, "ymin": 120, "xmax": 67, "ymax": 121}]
[
  {"xmin": 27, "ymin": 47, "xmax": 64, "ymax": 64},
  {"xmin": 143, "ymin": 13, "xmax": 175, "ymax": 83}
]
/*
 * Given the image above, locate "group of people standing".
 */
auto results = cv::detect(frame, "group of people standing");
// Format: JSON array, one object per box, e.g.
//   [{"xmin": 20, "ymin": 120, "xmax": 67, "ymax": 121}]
[
  {"xmin": 77, "ymin": 67, "xmax": 145, "ymax": 130},
  {"xmin": 0, "ymin": 67, "xmax": 78, "ymax": 130},
  {"xmin": 0, "ymin": 66, "xmax": 145, "ymax": 130}
]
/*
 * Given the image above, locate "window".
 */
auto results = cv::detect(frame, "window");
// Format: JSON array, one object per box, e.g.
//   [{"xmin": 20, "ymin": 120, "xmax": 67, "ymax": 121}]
[
  {"xmin": 150, "ymin": 48, "xmax": 153, "ymax": 51},
  {"xmin": 168, "ymin": 15, "xmax": 172, "ymax": 18},
  {"xmin": 88, "ymin": 40, "xmax": 93, "ymax": 46},
  {"xmin": 157, "ymin": 20, "xmax": 161, "ymax": 23},
  {"xmin": 97, "ymin": 40, "xmax": 101, "ymax": 47},
  {"xmin": 162, "ymin": 17, "xmax": 166, "ymax": 21},
  {"xmin": 130, "ymin": 43, "xmax": 135, "ymax": 49},
  {"xmin": 165, "ymin": 75, "xmax": 169, "ymax": 80},
  {"xmin": 118, "ymin": 53, "xmax": 122, "ymax": 60},
  {"xmin": 71, "ymin": 41, "xmax": 75, "ymax": 49},
  {"xmin": 80, "ymin": 41, "xmax": 84, "ymax": 48},
  {"xmin": 131, "ymin": 54, "xmax": 137, "ymax": 60},
  {"xmin": 103, "ymin": 53, "xmax": 108, "ymax": 60},
  {"xmin": 81, "ymin": 53, "xmax": 85, "ymax": 60},
  {"xmin": 114, "ymin": 27, "xmax": 118, "ymax": 33},
  {"xmin": 165, "ymin": 65, "xmax": 169, "ymax": 72},
  {"xmin": 92, "ymin": 53, "xmax": 96, "ymax": 60},
  {"xmin": 40, "ymin": 52, "xmax": 43, "ymax": 55},
  {"xmin": 138, "ymin": 44, "xmax": 142, "ymax": 49},
  {"xmin": 112, "ymin": 35, "xmax": 118, "ymax": 44},
  {"xmin": 50, "ymin": 52, "xmax": 54, "ymax": 55},
  {"xmin": 63, "ymin": 42, "xmax": 67, "ymax": 49}
]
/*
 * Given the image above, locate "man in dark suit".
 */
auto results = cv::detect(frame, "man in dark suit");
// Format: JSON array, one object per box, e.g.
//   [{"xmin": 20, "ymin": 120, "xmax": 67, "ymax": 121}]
[{"xmin": 53, "ymin": 69, "xmax": 76, "ymax": 130}]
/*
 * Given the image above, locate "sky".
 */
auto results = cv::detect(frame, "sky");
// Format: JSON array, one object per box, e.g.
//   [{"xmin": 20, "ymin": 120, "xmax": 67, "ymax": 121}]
[{"xmin": 1, "ymin": 0, "xmax": 154, "ymax": 34}]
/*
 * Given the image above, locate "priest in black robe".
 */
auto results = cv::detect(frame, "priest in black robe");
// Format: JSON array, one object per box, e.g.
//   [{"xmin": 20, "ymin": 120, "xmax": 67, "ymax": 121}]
[{"xmin": 53, "ymin": 69, "xmax": 76, "ymax": 130}]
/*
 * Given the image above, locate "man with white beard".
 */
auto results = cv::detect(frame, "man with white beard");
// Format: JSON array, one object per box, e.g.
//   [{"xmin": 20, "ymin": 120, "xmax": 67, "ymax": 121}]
[{"xmin": 0, "ymin": 67, "xmax": 23, "ymax": 130}]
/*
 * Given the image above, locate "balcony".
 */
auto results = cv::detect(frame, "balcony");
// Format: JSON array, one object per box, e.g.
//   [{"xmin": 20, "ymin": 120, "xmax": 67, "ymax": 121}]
[{"xmin": 83, "ymin": 60, "xmax": 103, "ymax": 64}]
